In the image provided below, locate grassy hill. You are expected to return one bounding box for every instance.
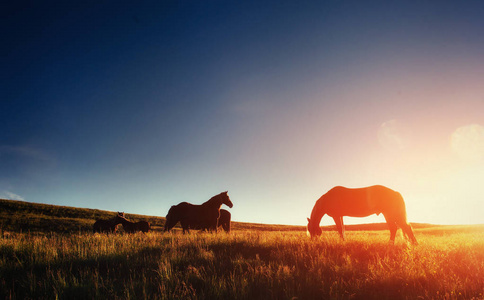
[0,199,164,233]
[1,198,444,234]
[0,199,308,233]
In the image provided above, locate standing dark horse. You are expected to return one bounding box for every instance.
[93,212,124,233]
[114,214,151,233]
[307,185,418,244]
[164,191,233,233]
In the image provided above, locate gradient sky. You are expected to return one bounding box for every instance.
[2,1,484,226]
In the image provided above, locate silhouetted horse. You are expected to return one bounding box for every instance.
[93,212,124,233]
[164,191,233,233]
[114,214,151,233]
[307,185,418,244]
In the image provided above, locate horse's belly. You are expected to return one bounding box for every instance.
[347,212,375,218]
[328,207,376,218]
[183,212,216,225]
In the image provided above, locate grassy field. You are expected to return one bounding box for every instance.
[1,199,483,299]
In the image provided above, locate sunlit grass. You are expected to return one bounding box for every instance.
[1,229,483,299]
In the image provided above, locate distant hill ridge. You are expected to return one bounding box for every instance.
[1,198,439,234]
[0,198,165,233]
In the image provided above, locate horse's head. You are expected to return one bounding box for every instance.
[307,217,322,238]
[164,205,179,231]
[114,214,125,225]
[221,191,233,208]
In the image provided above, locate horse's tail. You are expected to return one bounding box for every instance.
[396,192,409,221]
[395,192,418,245]
[145,222,151,233]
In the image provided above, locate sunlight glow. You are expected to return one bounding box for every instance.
[451,124,484,161]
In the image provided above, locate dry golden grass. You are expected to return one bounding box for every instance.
[1,227,483,299]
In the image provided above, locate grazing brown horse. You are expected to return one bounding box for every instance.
[164,191,233,233]
[307,185,418,244]
[114,214,151,233]
[93,212,124,233]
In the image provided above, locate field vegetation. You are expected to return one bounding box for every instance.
[1,199,483,299]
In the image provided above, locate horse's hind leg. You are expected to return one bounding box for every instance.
[398,221,418,245]
[383,215,398,244]
[392,212,418,245]
[223,222,230,233]
[332,216,345,240]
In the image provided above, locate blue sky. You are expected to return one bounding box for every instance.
[2,1,484,225]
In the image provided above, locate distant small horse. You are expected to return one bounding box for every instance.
[164,191,233,233]
[93,212,124,233]
[307,185,418,244]
[115,214,151,233]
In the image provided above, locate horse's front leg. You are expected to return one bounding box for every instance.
[383,214,398,244]
[333,216,345,240]
[208,219,218,232]
[180,220,190,234]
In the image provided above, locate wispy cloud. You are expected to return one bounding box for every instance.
[378,119,411,151]
[0,145,51,162]
[0,191,25,201]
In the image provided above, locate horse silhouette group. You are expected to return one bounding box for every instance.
[93,212,151,233]
[93,186,418,244]
[93,191,233,234]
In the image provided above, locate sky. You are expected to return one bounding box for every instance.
[2,1,484,226]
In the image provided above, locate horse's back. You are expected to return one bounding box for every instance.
[139,221,151,233]
[93,219,116,233]
[176,202,195,209]
[326,185,400,201]
[322,185,403,217]
[365,185,405,211]
[166,202,194,220]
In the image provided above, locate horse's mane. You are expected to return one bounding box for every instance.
[201,192,225,208]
